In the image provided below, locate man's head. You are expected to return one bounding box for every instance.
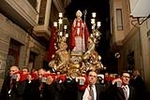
[38,68,46,80]
[87,70,98,85]
[133,70,140,77]
[121,71,130,85]
[9,66,19,76]
[22,67,29,74]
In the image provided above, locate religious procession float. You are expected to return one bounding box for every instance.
[48,10,104,79]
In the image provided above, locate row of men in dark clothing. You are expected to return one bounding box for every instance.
[0,65,147,100]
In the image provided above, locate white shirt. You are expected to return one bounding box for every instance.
[122,85,130,100]
[82,85,96,100]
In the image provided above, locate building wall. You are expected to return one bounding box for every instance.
[112,0,125,44]
[122,0,132,35]
[122,18,150,97]
[140,18,150,94]
[0,13,46,89]
[110,0,150,95]
[122,27,142,71]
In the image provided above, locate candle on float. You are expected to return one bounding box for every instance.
[59,32,63,36]
[59,12,63,18]
[58,19,62,24]
[53,22,57,27]
[97,21,101,27]
[91,19,95,24]
[90,34,93,38]
[92,12,96,18]
[64,25,67,29]
[65,34,68,38]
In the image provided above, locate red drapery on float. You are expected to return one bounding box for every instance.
[46,25,57,61]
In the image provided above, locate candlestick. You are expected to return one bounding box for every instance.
[53,22,57,27]
[97,21,101,27]
[59,12,63,18]
[91,19,95,24]
[64,25,67,29]
[92,12,96,18]
[58,19,62,24]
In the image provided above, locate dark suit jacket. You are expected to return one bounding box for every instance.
[0,75,26,100]
[104,83,136,100]
[23,79,65,100]
[80,83,105,100]
[130,76,146,100]
[95,83,105,100]
[62,78,78,100]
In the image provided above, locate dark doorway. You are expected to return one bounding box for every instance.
[6,39,22,71]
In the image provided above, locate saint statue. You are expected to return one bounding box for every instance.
[69,10,89,55]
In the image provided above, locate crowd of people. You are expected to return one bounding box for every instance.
[0,65,147,100]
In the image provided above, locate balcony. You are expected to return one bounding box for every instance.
[0,0,72,42]
[33,0,51,41]
[33,0,71,41]
[0,0,38,31]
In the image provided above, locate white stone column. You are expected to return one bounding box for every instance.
[44,0,52,28]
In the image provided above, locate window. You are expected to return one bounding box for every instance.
[116,9,123,30]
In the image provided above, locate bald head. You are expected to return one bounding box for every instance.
[9,66,19,76]
[88,70,98,85]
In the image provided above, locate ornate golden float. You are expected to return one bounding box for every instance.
[48,10,103,78]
